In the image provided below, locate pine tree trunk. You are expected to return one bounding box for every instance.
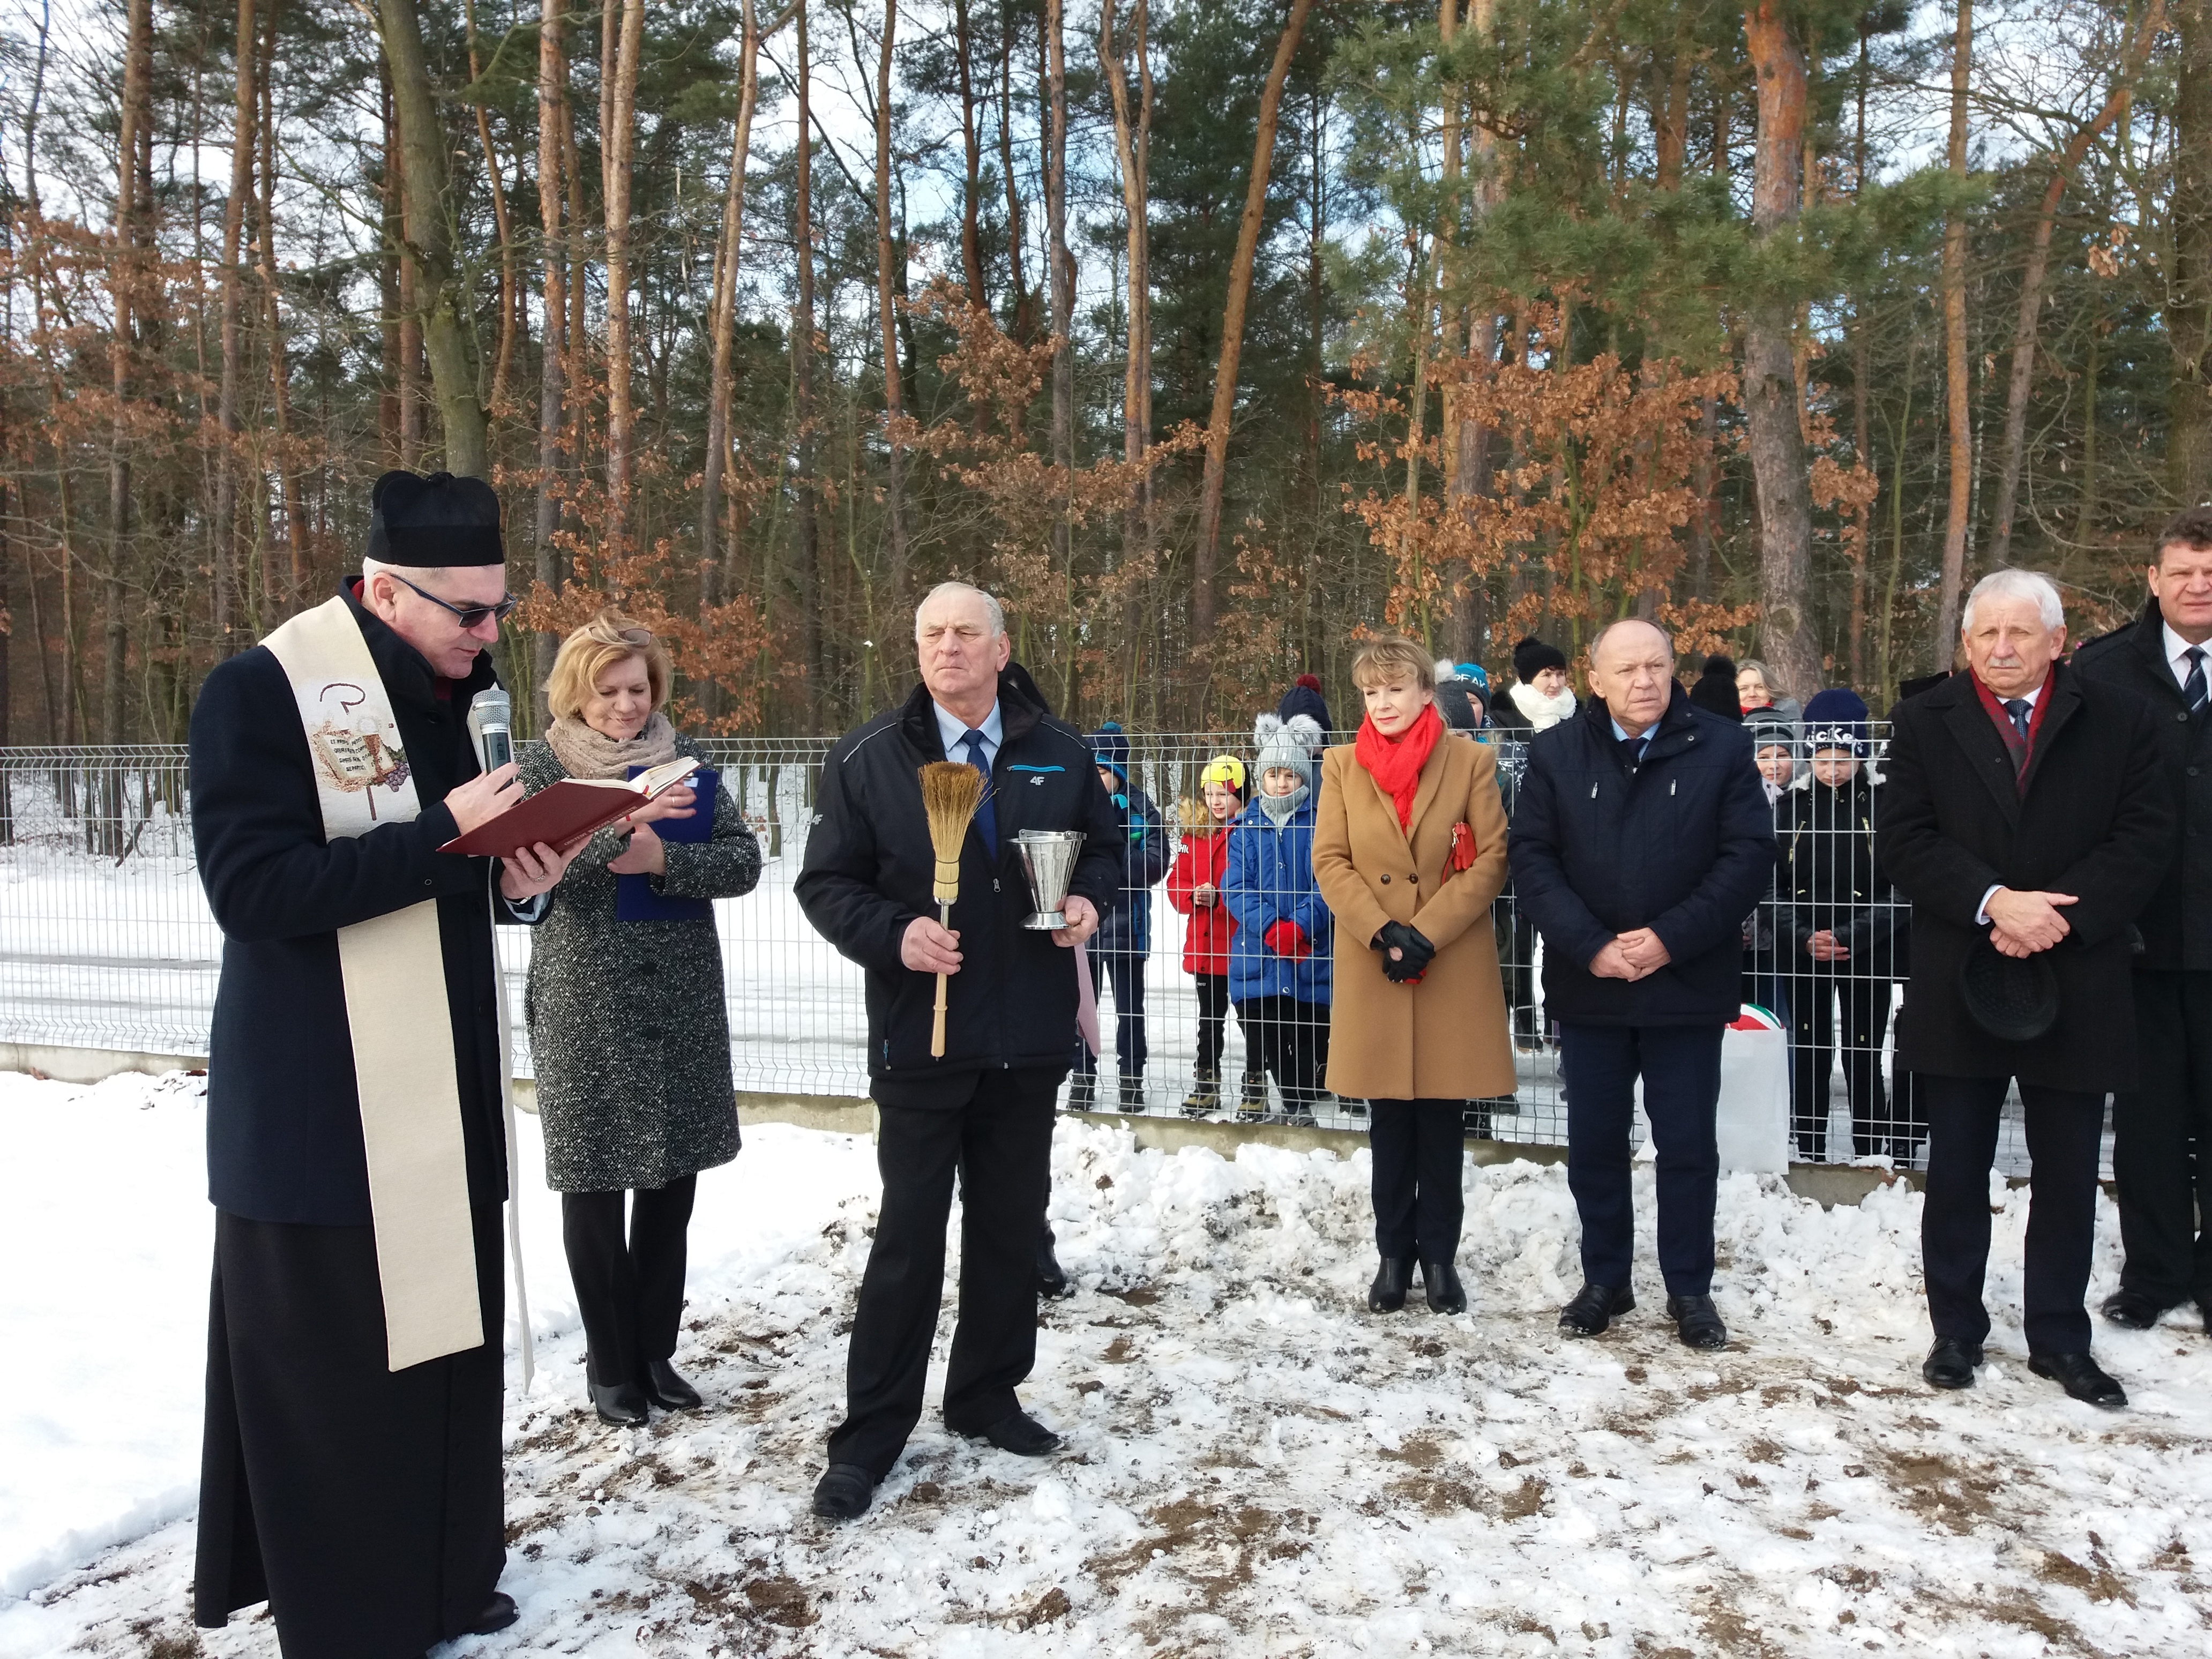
[104,0,152,734]
[792,0,823,728]
[1044,0,1073,689]
[1101,0,1152,589]
[703,0,764,596]
[376,0,490,477]
[1192,0,1317,645]
[1933,0,1975,660]
[2175,0,2212,505]
[955,0,987,312]
[533,0,569,719]
[601,0,644,552]
[875,0,909,614]
[998,2,1035,350]
[1740,0,1819,701]
[258,0,308,614]
[464,0,519,422]
[214,0,256,653]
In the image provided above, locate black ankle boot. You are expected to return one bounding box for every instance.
[1421,1260,1466,1314]
[1367,1256,1414,1313]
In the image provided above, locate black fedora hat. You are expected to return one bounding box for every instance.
[1960,936,2060,1043]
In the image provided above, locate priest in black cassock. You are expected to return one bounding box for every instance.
[189,472,587,1656]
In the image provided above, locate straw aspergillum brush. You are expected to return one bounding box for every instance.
[918,761,987,1058]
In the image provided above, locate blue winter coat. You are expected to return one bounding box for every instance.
[1223,796,1333,1005]
[1507,684,1775,1026]
[1092,784,1170,958]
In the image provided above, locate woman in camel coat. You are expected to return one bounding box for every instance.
[1313,637,1514,1317]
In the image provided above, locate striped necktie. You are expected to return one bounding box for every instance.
[2185,646,2208,716]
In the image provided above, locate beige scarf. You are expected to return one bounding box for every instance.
[547,711,679,780]
[260,596,485,1372]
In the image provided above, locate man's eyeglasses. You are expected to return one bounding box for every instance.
[383,571,520,630]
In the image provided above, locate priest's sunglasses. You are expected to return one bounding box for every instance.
[384,571,521,630]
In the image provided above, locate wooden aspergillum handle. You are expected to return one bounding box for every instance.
[931,972,950,1057]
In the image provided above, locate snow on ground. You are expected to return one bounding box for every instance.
[6,1069,2211,1658]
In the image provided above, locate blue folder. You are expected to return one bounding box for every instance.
[615,765,718,923]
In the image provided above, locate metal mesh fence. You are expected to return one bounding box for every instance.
[0,728,2081,1174]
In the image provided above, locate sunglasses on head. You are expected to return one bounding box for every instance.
[383,571,520,630]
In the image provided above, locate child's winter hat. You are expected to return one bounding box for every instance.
[1199,754,1247,795]
[1744,708,1799,753]
[1802,688,1870,754]
[1691,655,1744,722]
[1090,720,1131,784]
[1278,674,1333,736]
[1252,712,1324,787]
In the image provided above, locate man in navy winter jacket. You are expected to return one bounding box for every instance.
[1508,619,1776,1350]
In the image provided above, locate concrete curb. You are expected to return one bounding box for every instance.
[6,1047,1989,1210]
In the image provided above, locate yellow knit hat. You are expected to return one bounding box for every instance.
[1199,754,1247,791]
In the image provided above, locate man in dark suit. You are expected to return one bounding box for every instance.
[797,582,1123,1521]
[1509,619,1776,1351]
[2074,508,2212,1336]
[1881,569,2173,1407]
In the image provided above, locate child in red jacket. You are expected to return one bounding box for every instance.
[1168,755,1258,1116]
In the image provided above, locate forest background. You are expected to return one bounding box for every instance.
[0,0,2198,739]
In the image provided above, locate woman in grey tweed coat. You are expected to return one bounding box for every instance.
[522,610,762,1426]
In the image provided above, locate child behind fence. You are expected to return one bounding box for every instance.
[1168,756,1261,1116]
[1223,713,1332,1123]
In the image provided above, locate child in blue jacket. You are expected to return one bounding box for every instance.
[1224,712,1332,1122]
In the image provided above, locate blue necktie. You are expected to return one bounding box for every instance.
[2003,698,2032,743]
[960,729,997,856]
[2185,646,2207,716]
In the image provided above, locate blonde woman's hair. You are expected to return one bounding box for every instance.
[545,609,672,721]
[1348,637,1436,692]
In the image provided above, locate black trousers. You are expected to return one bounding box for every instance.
[1369,1098,1466,1262]
[1240,995,1330,1110]
[2113,970,2212,1308]
[195,1203,505,1658]
[829,1067,1059,1481]
[562,1175,697,1387]
[1073,945,1147,1078]
[1559,1022,1723,1297]
[1922,1075,2104,1356]
[1192,972,1251,1074]
[1789,964,1893,1162]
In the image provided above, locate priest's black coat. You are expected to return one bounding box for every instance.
[1876,661,2175,1092]
[189,581,525,1223]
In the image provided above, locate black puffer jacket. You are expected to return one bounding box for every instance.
[797,673,1124,1089]
[1507,684,1777,1025]
[1778,772,1909,978]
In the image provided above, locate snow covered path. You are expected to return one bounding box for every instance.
[5,1071,2212,1657]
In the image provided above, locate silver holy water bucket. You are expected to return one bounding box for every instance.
[1014,829,1085,930]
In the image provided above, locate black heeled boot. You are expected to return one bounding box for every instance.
[1367,1256,1415,1313]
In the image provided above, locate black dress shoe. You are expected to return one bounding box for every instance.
[1421,1260,1467,1315]
[811,1462,877,1521]
[2029,1351,2127,1410]
[1665,1294,1728,1350]
[639,1357,701,1411]
[1922,1336,1984,1390]
[588,1376,651,1427]
[963,1410,1062,1456]
[1037,1235,1072,1299]
[1367,1256,1414,1313]
[1558,1282,1634,1337]
[464,1591,518,1636]
[2099,1289,2168,1331]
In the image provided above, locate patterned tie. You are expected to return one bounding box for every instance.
[2002,698,2033,744]
[960,729,997,856]
[2185,646,2208,716]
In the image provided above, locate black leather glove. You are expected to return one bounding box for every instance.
[1373,921,1436,983]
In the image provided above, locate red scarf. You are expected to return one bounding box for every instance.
[1354,701,1444,831]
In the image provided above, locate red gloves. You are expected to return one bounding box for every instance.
[1448,821,1478,873]
[1264,921,1311,961]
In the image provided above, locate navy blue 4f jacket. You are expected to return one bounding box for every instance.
[1507,684,1776,1026]
[795,674,1124,1094]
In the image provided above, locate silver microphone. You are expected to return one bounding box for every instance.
[466,686,513,773]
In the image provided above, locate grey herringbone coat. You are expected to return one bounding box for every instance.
[519,735,763,1192]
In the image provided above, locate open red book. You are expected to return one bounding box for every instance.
[437,756,700,857]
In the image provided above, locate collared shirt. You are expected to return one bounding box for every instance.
[2165,621,2210,692]
[1975,674,2049,925]
[934,698,1004,774]
[1608,713,1653,760]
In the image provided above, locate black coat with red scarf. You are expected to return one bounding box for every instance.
[1876,661,2174,1091]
